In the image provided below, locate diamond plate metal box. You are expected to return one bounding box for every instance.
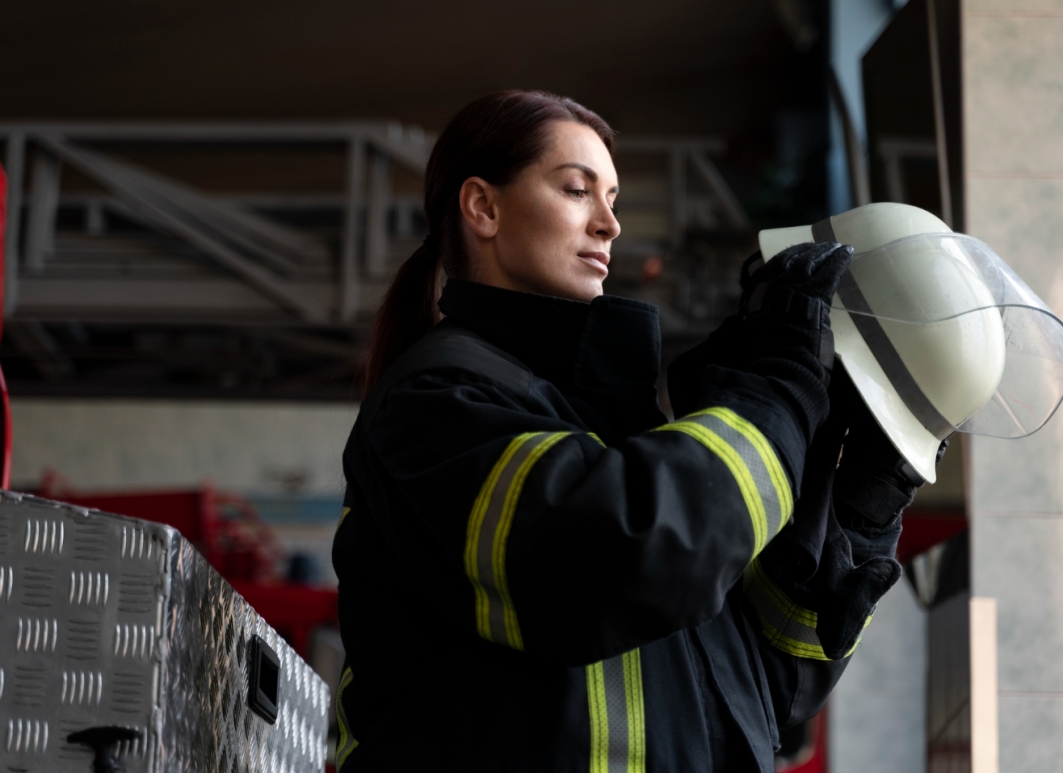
[0,491,329,772]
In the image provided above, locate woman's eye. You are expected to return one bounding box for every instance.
[567,189,589,201]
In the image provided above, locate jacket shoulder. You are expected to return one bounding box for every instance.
[359,321,534,429]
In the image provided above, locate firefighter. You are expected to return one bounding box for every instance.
[332,89,934,771]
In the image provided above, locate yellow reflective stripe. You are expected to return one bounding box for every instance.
[586,649,646,773]
[466,434,528,644]
[750,556,817,628]
[465,431,572,649]
[495,431,569,649]
[336,506,351,534]
[693,406,793,532]
[657,421,769,553]
[623,649,646,773]
[335,667,358,768]
[743,557,871,661]
[587,660,609,773]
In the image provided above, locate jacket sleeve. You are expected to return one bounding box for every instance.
[349,365,808,667]
[738,496,903,729]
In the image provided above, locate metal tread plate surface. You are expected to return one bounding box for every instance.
[0,491,328,772]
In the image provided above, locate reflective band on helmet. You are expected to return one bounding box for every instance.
[464,432,571,650]
[335,667,359,769]
[742,557,867,660]
[587,649,646,773]
[657,407,793,555]
[812,215,836,244]
[836,271,955,440]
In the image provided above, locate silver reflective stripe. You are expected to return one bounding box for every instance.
[743,557,867,661]
[836,271,955,440]
[587,649,646,773]
[465,432,570,650]
[818,212,954,440]
[686,410,789,539]
[812,215,836,243]
[657,407,793,555]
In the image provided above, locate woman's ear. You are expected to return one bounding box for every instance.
[459,177,500,239]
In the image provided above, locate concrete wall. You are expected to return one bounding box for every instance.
[963,0,1063,769]
[829,579,928,773]
[9,398,356,497]
[8,397,358,585]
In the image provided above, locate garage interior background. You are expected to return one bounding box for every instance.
[6,0,1057,770]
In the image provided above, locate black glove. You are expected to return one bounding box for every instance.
[809,368,949,659]
[831,367,950,534]
[758,403,847,585]
[810,507,903,659]
[669,241,854,444]
[736,241,853,377]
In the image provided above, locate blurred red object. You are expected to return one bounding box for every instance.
[39,474,286,584]
[641,254,664,284]
[37,477,338,658]
[231,581,338,658]
[897,507,967,564]
[777,709,827,773]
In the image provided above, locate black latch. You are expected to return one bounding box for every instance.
[248,634,280,724]
[67,726,142,773]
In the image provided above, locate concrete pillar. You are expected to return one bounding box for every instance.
[828,579,928,773]
[963,2,1063,770]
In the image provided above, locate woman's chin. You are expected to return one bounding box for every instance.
[564,279,604,303]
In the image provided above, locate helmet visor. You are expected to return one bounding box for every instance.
[830,232,1063,439]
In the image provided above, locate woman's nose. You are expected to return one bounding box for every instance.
[593,201,621,241]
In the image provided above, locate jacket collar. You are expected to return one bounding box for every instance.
[438,279,665,439]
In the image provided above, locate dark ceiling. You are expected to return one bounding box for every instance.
[1,0,830,400]
[4,0,822,140]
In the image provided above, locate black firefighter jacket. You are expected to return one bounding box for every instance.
[333,278,896,772]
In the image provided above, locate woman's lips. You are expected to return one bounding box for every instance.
[578,252,610,274]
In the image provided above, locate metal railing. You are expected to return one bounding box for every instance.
[0,123,746,330]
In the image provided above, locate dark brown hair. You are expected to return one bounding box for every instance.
[362,89,615,394]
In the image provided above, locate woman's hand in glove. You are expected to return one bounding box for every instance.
[669,241,855,446]
[832,366,950,534]
[810,369,950,660]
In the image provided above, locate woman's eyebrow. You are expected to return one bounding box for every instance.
[554,162,598,181]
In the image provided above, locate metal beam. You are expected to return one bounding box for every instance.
[338,137,366,323]
[40,137,328,323]
[251,329,358,359]
[25,150,61,274]
[5,321,74,379]
[828,66,871,209]
[15,276,384,325]
[365,150,390,278]
[3,132,25,316]
[67,148,325,271]
[0,121,435,175]
[688,149,752,231]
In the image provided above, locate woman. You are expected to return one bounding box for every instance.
[333,90,925,771]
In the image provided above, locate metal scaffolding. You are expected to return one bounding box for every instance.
[0,122,750,397]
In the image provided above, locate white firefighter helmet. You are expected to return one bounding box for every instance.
[758,202,1063,483]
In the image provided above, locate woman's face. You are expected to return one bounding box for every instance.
[461,121,621,302]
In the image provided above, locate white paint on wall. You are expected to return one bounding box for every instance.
[8,398,358,497]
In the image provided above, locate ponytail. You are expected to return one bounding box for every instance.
[359,89,614,398]
[362,237,442,395]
